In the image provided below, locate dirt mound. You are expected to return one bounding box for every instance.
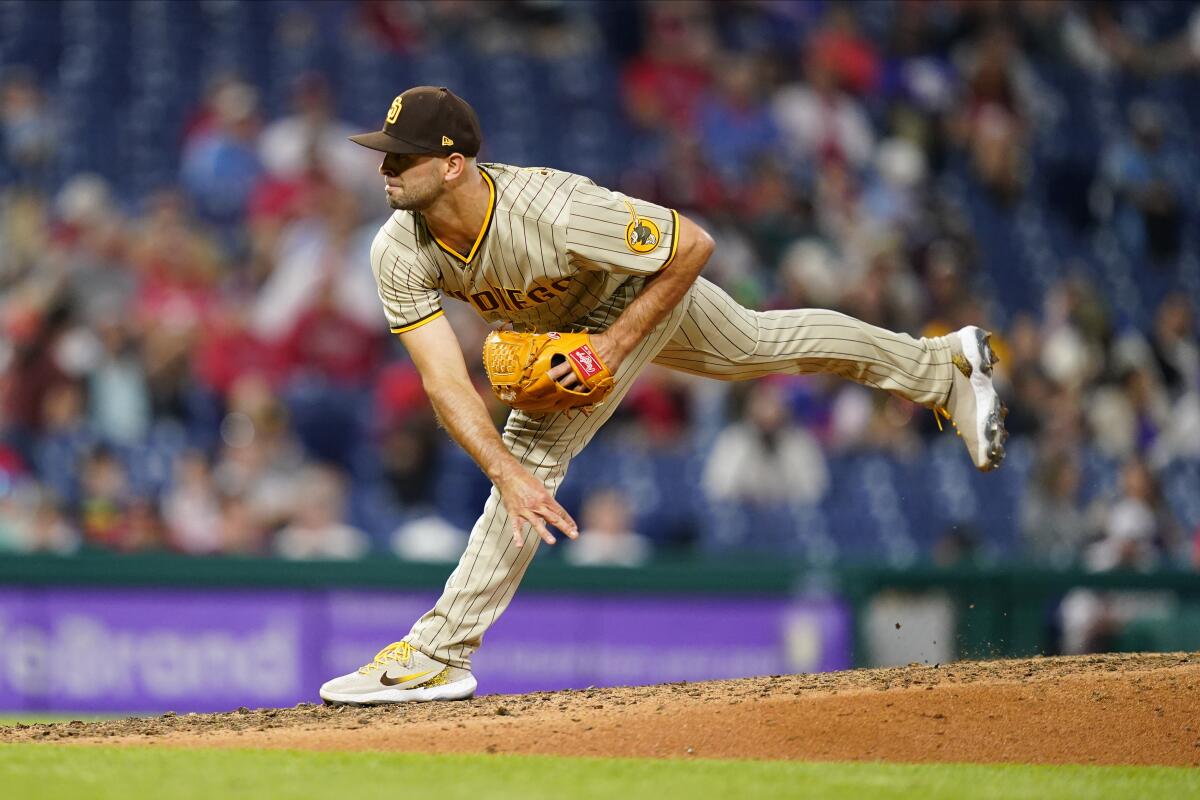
[4,652,1198,765]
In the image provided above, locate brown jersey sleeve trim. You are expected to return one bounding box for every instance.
[390,308,445,335]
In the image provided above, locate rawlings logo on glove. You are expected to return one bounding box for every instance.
[482,330,614,415]
[568,344,602,378]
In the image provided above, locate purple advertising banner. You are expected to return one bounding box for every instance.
[0,587,849,714]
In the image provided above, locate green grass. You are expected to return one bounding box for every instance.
[0,745,1195,800]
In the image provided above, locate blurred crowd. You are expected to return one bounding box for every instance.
[0,1,1197,573]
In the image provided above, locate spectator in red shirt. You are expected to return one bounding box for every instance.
[194,299,284,398]
[620,4,716,134]
[807,3,882,96]
[279,287,384,387]
[2,302,69,437]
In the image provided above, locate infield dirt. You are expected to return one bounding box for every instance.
[3,652,1197,765]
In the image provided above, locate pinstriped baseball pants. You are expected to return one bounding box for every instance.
[405,278,955,667]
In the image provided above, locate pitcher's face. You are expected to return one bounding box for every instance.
[379,153,444,211]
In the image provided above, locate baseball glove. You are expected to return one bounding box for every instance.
[482,330,614,415]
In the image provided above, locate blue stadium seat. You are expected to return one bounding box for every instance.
[281,382,372,469]
[432,439,493,532]
[346,480,404,545]
[1162,458,1200,533]
[820,454,919,566]
[33,430,97,505]
[1078,447,1121,505]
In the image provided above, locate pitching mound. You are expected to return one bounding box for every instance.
[4,653,1198,765]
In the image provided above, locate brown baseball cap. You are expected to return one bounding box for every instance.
[349,86,482,157]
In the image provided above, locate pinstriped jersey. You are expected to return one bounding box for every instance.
[369,162,679,335]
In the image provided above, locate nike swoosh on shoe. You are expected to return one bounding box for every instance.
[379,669,435,687]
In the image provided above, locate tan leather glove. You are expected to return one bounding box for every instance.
[482,330,615,415]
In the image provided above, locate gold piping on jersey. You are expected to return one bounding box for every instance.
[390,308,445,335]
[659,208,681,270]
[430,166,496,265]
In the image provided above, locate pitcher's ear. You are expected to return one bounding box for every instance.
[443,153,469,182]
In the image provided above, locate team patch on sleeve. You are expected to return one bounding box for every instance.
[625,216,661,254]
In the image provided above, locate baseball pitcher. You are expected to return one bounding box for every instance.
[319,87,1007,704]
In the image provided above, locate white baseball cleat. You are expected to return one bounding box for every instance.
[935,326,1008,472]
[319,641,477,705]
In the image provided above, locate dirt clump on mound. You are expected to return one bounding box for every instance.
[4,652,1198,765]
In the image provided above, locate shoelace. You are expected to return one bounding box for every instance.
[358,641,411,675]
[932,406,959,437]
